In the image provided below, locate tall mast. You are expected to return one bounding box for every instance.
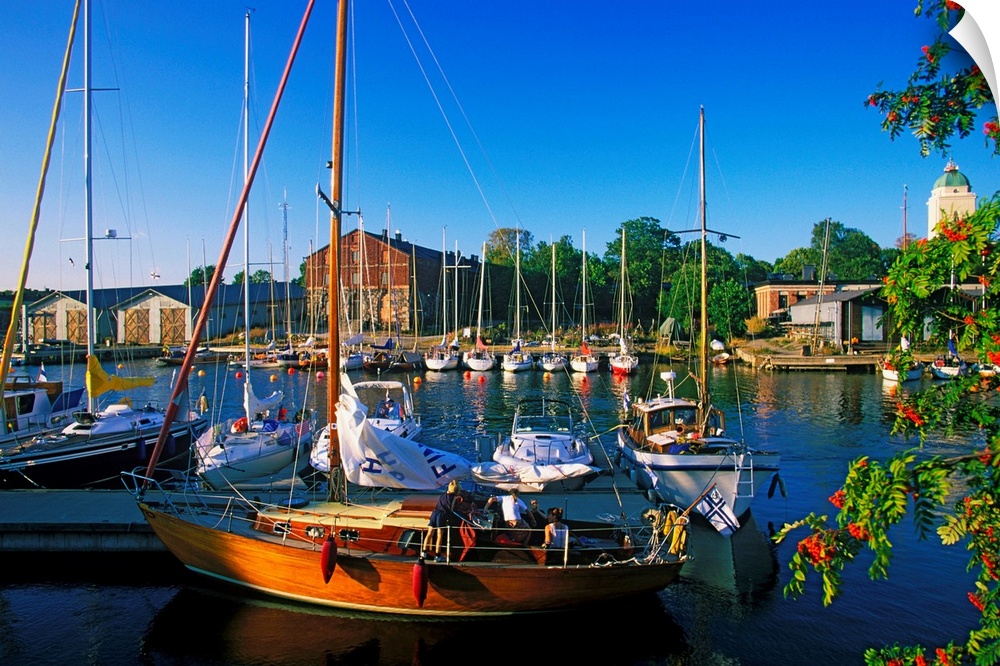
[514,229,521,342]
[619,228,626,345]
[84,0,95,411]
[476,242,486,342]
[326,0,348,500]
[550,241,557,352]
[440,228,447,344]
[242,10,252,392]
[453,240,460,346]
[581,229,587,343]
[699,106,709,405]
[280,189,291,348]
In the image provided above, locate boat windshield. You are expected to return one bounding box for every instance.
[514,414,572,433]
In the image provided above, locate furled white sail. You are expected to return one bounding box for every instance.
[318,389,469,489]
[243,379,283,420]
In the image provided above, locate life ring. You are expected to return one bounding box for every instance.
[231,416,249,433]
[675,423,686,435]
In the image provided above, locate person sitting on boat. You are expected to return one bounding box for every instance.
[375,399,399,419]
[527,499,547,545]
[422,479,464,562]
[542,508,576,550]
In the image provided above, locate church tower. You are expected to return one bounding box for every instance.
[926,159,976,239]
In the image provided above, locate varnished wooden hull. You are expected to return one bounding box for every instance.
[140,502,684,616]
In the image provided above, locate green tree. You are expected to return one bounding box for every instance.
[817,221,887,280]
[776,220,885,281]
[184,265,218,288]
[773,246,816,280]
[603,217,677,326]
[708,277,752,341]
[233,269,272,285]
[485,227,533,267]
[777,4,1000,663]
[524,235,579,332]
[659,238,739,338]
[735,253,773,285]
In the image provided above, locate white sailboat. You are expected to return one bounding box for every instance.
[569,230,599,373]
[608,228,639,375]
[1,0,207,489]
[195,12,314,489]
[463,242,495,371]
[502,230,534,372]
[424,228,460,371]
[537,242,567,372]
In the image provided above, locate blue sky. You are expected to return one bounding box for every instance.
[1,1,998,292]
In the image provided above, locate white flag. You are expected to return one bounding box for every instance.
[696,487,740,536]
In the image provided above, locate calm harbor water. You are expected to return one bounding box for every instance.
[0,357,984,665]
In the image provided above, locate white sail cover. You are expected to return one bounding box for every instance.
[326,391,470,489]
[470,461,599,488]
[244,378,284,419]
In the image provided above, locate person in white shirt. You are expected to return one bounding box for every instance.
[497,489,534,546]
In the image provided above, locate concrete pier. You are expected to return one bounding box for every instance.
[0,489,164,553]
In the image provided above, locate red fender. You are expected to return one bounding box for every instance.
[321,535,337,584]
[412,557,428,607]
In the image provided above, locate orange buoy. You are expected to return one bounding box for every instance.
[270,374,278,382]
[197,369,206,377]
[287,367,296,375]
[414,377,422,385]
[235,371,244,379]
[316,371,325,381]
[321,535,337,583]
[117,363,124,370]
[412,557,428,607]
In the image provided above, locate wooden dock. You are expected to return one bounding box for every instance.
[734,347,881,373]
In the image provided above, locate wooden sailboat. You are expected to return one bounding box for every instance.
[463,242,495,371]
[608,228,639,375]
[616,107,780,528]
[569,230,599,373]
[131,0,687,615]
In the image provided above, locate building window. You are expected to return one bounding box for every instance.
[778,293,789,309]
